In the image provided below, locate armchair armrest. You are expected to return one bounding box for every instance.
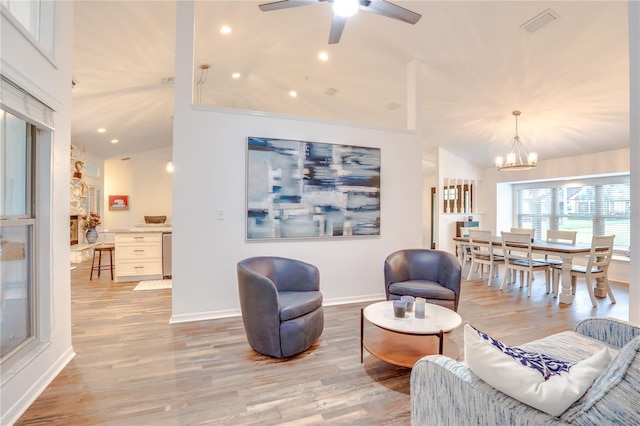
[574,316,640,349]
[436,251,462,292]
[411,356,567,426]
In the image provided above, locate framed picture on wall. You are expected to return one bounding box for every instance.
[246,136,381,240]
[108,195,129,211]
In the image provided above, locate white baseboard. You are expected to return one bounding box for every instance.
[168,294,386,324]
[2,347,76,426]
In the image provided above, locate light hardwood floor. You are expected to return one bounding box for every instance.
[16,262,629,425]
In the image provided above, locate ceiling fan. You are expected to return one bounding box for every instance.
[258,0,421,44]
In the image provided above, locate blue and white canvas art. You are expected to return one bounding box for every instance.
[246,137,381,239]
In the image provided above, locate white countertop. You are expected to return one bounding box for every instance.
[105,227,172,233]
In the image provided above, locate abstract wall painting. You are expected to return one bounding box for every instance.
[246,137,381,240]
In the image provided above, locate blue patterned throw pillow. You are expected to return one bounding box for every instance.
[470,324,575,380]
[464,323,611,417]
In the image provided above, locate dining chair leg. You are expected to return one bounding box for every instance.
[585,275,598,307]
[467,260,475,281]
[500,267,509,290]
[605,279,616,304]
[527,270,533,297]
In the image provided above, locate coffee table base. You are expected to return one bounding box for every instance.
[360,309,461,368]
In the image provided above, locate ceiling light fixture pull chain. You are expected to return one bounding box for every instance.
[195,64,210,104]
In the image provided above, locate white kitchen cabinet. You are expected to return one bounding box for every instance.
[114,233,163,282]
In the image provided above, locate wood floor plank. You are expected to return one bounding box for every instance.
[15,261,629,425]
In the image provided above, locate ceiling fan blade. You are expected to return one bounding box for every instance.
[328,13,348,44]
[363,0,421,24]
[259,0,319,12]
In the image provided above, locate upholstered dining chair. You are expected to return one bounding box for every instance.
[500,231,550,296]
[569,235,616,307]
[237,256,324,358]
[467,229,503,285]
[384,249,461,311]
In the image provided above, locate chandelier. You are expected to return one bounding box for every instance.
[495,111,538,171]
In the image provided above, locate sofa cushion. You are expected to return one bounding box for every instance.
[388,280,455,301]
[278,291,322,322]
[464,324,611,417]
[560,335,640,425]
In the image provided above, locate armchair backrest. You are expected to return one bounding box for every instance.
[384,249,461,309]
[271,257,320,292]
[562,335,640,423]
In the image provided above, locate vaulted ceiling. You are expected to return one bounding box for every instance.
[71,1,630,169]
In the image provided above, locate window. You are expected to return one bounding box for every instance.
[515,176,631,255]
[0,109,37,363]
[1,0,55,55]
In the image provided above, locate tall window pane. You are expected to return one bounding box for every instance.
[1,109,30,216]
[0,224,33,358]
[0,110,35,364]
[515,177,630,254]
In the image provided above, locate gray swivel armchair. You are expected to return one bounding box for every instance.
[384,249,462,311]
[237,256,324,358]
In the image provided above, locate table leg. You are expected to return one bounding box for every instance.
[558,257,575,304]
[360,308,364,363]
[438,330,444,354]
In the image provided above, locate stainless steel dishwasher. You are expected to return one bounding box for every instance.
[162,232,172,278]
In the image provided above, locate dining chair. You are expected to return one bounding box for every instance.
[499,231,550,296]
[510,227,535,240]
[467,229,503,285]
[542,230,578,296]
[569,235,616,307]
[509,227,536,283]
[460,226,479,269]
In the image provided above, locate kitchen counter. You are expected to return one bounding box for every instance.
[109,229,171,282]
[105,227,172,233]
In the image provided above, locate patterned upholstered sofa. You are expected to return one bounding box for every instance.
[411,317,640,425]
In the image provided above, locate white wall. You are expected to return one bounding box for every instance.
[629,0,640,323]
[171,1,422,322]
[483,148,630,235]
[0,3,75,424]
[104,146,173,230]
[436,148,484,254]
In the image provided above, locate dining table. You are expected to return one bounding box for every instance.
[453,236,595,305]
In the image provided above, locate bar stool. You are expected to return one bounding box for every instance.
[90,244,115,280]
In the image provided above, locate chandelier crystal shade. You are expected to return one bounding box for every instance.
[495,111,538,171]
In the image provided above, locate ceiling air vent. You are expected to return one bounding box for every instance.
[521,9,559,33]
[385,102,401,111]
[325,87,338,96]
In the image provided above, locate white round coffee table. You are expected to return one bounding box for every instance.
[360,300,462,368]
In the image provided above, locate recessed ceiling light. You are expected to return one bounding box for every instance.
[232,72,241,79]
[325,87,338,96]
[289,90,298,98]
[97,128,106,133]
[110,139,119,144]
[220,25,231,34]
[318,52,329,61]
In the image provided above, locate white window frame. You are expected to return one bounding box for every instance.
[513,174,631,255]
